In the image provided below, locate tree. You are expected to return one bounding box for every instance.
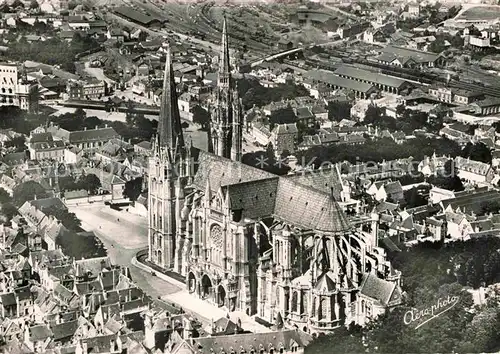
[450,33,464,48]
[306,325,365,354]
[29,0,39,9]
[0,188,16,222]
[480,200,500,215]
[4,136,26,152]
[447,5,462,19]
[458,306,500,353]
[236,77,310,110]
[82,116,102,130]
[403,187,428,208]
[461,142,492,163]
[13,181,49,206]
[429,37,447,54]
[327,101,352,122]
[191,105,210,130]
[77,174,101,195]
[123,177,143,201]
[428,159,464,192]
[55,229,106,259]
[59,176,79,192]
[296,137,462,170]
[363,105,383,124]
[11,0,24,8]
[396,104,406,117]
[44,205,81,232]
[269,106,296,128]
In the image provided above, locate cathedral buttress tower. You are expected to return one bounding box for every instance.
[211,17,243,161]
[231,83,243,162]
[148,47,186,270]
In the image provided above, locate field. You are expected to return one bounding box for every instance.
[458,5,500,20]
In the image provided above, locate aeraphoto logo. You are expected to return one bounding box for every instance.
[404,295,460,329]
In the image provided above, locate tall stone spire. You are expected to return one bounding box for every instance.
[148,46,188,271]
[218,16,230,88]
[210,16,237,159]
[158,47,184,154]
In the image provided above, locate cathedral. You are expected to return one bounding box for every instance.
[147,18,402,334]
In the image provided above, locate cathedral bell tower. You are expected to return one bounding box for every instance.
[148,47,187,270]
[210,17,243,162]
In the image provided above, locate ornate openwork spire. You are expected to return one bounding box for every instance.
[218,16,231,88]
[158,46,184,153]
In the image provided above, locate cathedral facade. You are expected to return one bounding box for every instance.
[148,19,402,334]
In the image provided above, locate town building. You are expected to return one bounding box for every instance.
[269,123,298,156]
[338,22,370,39]
[49,126,120,151]
[334,65,413,95]
[305,69,380,99]
[147,19,402,335]
[470,97,500,116]
[66,79,107,100]
[428,86,483,105]
[376,46,446,68]
[454,156,494,185]
[28,140,65,162]
[0,63,39,112]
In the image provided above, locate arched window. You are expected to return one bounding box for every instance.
[312,297,316,317]
[321,298,328,320]
[291,291,298,313]
[301,292,307,315]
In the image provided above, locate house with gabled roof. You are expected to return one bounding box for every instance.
[372,180,404,203]
[356,273,402,326]
[24,324,53,353]
[445,211,474,241]
[454,156,494,185]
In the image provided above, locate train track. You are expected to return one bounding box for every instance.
[305,53,500,98]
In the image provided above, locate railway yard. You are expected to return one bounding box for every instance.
[86,0,500,100]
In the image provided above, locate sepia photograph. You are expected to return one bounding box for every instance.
[0,0,498,352]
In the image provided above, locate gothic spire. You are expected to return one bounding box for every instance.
[158,46,184,152]
[218,16,231,87]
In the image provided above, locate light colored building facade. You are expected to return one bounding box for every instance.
[0,63,39,112]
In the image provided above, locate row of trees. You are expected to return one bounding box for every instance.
[5,32,100,73]
[59,174,101,195]
[236,77,310,110]
[364,105,445,134]
[295,137,463,168]
[48,108,158,144]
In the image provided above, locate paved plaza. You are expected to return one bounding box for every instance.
[69,202,269,331]
[69,203,181,298]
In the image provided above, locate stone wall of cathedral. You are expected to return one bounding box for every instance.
[180,193,258,315]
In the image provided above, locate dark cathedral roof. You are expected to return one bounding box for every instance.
[192,150,275,191]
[191,150,350,234]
